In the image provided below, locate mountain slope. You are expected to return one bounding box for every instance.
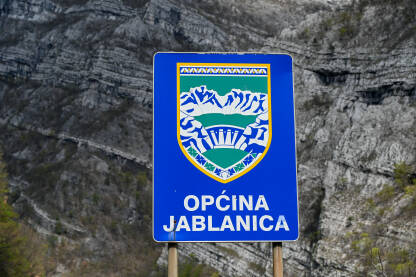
[0,0,415,276]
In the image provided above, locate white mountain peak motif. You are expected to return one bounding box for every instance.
[180,86,268,116]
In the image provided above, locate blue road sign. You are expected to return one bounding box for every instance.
[153,53,298,242]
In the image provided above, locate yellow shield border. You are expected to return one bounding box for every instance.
[177,63,272,183]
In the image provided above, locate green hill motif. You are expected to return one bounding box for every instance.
[193,113,257,129]
[202,148,248,168]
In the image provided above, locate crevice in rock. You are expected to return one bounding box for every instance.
[313,69,351,86]
[335,160,393,179]
[307,187,325,244]
[0,0,11,17]
[357,82,416,105]
[304,186,326,276]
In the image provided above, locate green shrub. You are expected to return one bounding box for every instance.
[179,256,218,277]
[367,163,416,210]
[348,231,416,276]
[376,185,395,201]
[54,220,64,235]
[92,193,100,205]
[405,184,416,196]
[248,262,266,275]
[394,162,415,189]
[137,171,148,186]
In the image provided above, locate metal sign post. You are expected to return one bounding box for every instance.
[168,243,178,277]
[273,242,283,277]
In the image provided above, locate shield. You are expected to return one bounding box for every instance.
[177,63,272,183]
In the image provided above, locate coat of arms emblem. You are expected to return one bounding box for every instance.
[177,63,272,183]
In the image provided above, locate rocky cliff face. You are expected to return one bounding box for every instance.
[0,0,415,276]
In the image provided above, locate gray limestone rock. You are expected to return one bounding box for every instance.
[0,0,415,276]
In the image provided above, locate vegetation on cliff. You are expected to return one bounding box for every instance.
[0,151,49,276]
[346,162,416,276]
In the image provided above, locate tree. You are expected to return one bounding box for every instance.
[0,151,47,277]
